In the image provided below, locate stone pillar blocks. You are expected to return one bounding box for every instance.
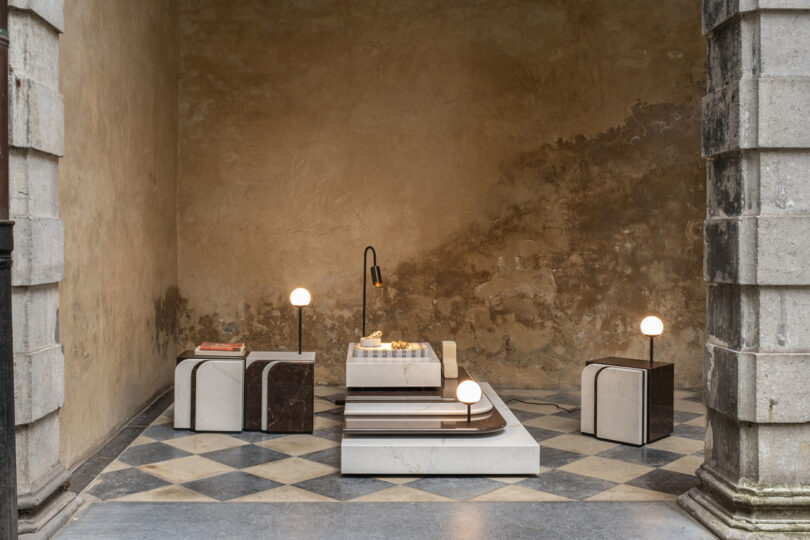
[681,0,810,536]
[7,1,76,538]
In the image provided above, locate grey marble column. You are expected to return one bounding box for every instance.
[680,0,810,536]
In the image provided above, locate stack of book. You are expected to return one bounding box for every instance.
[194,342,247,357]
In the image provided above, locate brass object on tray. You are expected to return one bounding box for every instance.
[391,340,409,349]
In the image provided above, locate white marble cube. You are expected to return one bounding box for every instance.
[175,357,244,432]
[346,342,442,388]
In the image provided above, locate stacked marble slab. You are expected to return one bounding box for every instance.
[340,342,540,475]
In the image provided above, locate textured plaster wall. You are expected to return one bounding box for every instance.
[58,0,179,468]
[178,0,707,387]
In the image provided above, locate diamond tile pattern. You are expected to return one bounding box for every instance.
[81,388,706,504]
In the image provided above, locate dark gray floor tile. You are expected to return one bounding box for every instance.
[202,444,288,469]
[228,431,290,443]
[301,446,341,468]
[543,392,581,406]
[627,469,700,496]
[118,442,191,467]
[596,446,682,467]
[692,449,704,457]
[406,476,503,500]
[312,425,342,442]
[554,409,581,419]
[183,471,282,501]
[518,470,616,500]
[69,426,144,493]
[539,447,586,468]
[140,422,195,441]
[87,468,170,501]
[673,424,706,441]
[508,407,543,422]
[526,426,562,442]
[673,411,701,423]
[294,475,392,501]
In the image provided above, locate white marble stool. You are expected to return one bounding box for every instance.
[174,351,244,432]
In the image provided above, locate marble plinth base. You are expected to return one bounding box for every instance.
[341,383,539,475]
[346,343,441,388]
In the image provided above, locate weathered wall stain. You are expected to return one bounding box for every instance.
[178,0,706,387]
[154,286,179,355]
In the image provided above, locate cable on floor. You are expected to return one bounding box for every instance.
[504,398,580,414]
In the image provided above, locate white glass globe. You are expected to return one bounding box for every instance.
[456,380,482,404]
[640,315,664,336]
[289,287,312,307]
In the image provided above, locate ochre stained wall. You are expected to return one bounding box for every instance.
[178,0,707,388]
[59,0,179,468]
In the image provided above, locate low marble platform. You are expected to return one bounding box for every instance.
[341,383,540,475]
[346,342,441,388]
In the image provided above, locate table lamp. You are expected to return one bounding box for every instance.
[290,287,311,354]
[640,315,664,366]
[362,246,383,337]
[456,380,482,423]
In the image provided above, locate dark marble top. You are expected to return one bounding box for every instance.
[342,407,507,435]
[345,367,474,402]
[585,357,673,371]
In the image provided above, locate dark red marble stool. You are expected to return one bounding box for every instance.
[244,351,315,433]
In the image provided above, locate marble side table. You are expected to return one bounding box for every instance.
[244,351,315,433]
[580,357,674,445]
[174,351,245,432]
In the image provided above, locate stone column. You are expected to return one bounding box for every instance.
[680,0,810,536]
[7,1,79,538]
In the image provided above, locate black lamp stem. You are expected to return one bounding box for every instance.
[649,336,654,367]
[362,246,377,337]
[298,306,302,355]
[467,403,471,423]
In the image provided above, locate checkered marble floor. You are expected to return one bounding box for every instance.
[81,387,705,504]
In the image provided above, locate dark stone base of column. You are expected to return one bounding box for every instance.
[17,464,83,539]
[679,465,810,538]
[18,491,83,540]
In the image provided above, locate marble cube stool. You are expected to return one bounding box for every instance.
[174,351,245,432]
[244,351,315,433]
[581,357,673,445]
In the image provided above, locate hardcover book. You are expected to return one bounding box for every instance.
[194,342,246,357]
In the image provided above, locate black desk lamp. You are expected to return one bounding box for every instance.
[362,246,383,337]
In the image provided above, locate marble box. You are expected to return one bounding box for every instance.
[581,357,674,445]
[341,383,540,475]
[346,342,442,388]
[174,352,245,432]
[244,351,315,433]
